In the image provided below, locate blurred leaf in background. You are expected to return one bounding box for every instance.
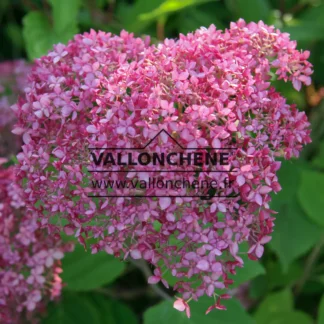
[23,0,81,59]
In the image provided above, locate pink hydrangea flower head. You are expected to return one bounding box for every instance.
[13,22,312,313]
[0,162,72,323]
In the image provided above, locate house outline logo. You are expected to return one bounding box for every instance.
[87,129,239,199]
[88,129,235,151]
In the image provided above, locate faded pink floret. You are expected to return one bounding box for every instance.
[0,162,72,323]
[13,21,312,314]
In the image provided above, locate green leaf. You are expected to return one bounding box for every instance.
[319,294,324,324]
[139,0,216,23]
[312,141,324,169]
[265,261,303,290]
[22,0,81,59]
[270,161,322,271]
[266,311,313,324]
[117,0,164,32]
[177,6,225,35]
[282,24,324,42]
[282,4,324,41]
[254,290,294,324]
[224,0,271,22]
[298,170,324,227]
[249,275,268,299]
[43,292,138,324]
[61,245,126,291]
[23,12,54,60]
[270,198,322,271]
[250,261,303,299]
[90,293,138,324]
[144,297,254,324]
[48,0,80,36]
[43,292,101,324]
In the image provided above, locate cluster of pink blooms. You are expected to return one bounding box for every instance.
[0,60,31,157]
[0,160,72,323]
[13,20,312,315]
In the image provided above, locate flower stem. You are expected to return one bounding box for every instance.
[131,260,172,300]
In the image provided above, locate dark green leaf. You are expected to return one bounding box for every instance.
[270,161,322,271]
[89,293,138,324]
[22,0,80,59]
[177,7,225,35]
[319,294,324,324]
[250,275,268,299]
[265,261,303,291]
[282,4,324,41]
[266,311,313,324]
[254,290,294,324]
[225,0,271,22]
[62,245,126,291]
[270,198,322,271]
[43,292,138,324]
[298,170,324,227]
[312,141,324,169]
[43,292,101,324]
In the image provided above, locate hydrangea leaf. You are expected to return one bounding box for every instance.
[144,297,254,324]
[48,0,80,36]
[319,294,324,324]
[264,311,313,324]
[298,170,324,227]
[139,0,216,22]
[43,292,138,324]
[22,12,55,60]
[270,161,322,271]
[224,0,271,22]
[254,289,294,324]
[61,245,126,291]
[265,261,303,290]
[22,0,80,60]
[87,293,138,324]
[311,141,324,169]
[270,198,322,271]
[43,292,101,324]
[283,24,324,42]
[177,6,225,35]
[116,0,164,32]
[282,5,324,42]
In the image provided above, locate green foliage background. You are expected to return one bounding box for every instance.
[1,0,324,323]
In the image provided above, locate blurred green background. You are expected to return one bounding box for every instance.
[1,0,324,323]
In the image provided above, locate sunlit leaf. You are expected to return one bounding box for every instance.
[139,0,216,23]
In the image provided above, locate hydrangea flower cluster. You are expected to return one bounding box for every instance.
[0,160,72,323]
[0,60,31,157]
[13,20,312,315]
